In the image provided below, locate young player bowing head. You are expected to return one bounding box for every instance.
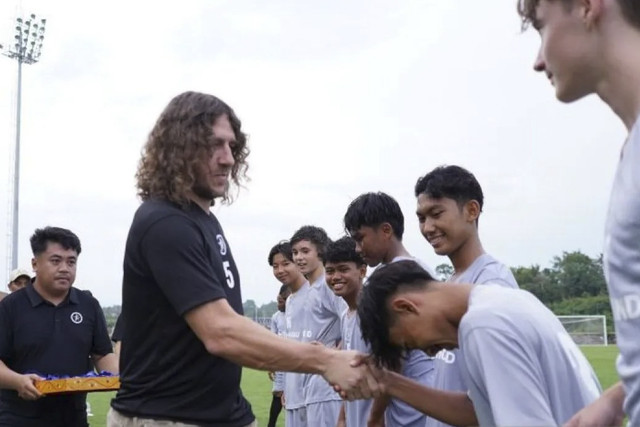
[358,260,602,427]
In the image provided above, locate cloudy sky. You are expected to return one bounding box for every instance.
[0,0,626,307]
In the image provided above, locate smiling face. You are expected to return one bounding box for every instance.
[291,240,323,277]
[325,261,366,299]
[32,242,77,299]
[271,253,301,287]
[531,0,601,102]
[416,194,478,257]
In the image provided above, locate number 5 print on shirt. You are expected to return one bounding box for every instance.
[223,260,235,289]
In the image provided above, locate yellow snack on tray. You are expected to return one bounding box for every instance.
[35,375,120,394]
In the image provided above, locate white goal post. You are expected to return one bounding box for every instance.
[557,315,608,346]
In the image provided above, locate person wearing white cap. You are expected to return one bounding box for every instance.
[7,268,31,293]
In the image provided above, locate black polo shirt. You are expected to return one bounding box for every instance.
[0,285,113,426]
[112,199,254,427]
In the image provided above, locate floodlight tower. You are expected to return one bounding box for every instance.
[0,14,46,270]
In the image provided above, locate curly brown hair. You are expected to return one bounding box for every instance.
[136,91,249,206]
[517,0,640,30]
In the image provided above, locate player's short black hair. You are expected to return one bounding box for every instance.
[414,165,484,211]
[30,226,82,256]
[323,236,366,267]
[278,284,290,296]
[343,192,405,239]
[290,226,331,262]
[268,241,293,266]
[358,260,435,370]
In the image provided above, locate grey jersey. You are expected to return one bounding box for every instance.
[392,255,437,279]
[283,282,310,410]
[388,256,435,426]
[270,311,286,392]
[303,274,348,406]
[458,285,601,426]
[605,118,640,424]
[428,253,518,427]
[341,309,373,427]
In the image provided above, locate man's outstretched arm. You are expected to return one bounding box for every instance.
[185,298,381,400]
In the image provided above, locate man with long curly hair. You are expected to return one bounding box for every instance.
[108,92,381,427]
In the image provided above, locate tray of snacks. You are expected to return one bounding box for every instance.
[34,371,120,395]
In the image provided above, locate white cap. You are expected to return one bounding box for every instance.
[9,268,31,283]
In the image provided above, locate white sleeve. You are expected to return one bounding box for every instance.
[462,326,555,426]
[270,313,279,334]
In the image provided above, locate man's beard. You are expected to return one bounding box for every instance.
[192,180,217,202]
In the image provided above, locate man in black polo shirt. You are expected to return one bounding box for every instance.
[109,91,381,427]
[0,226,118,426]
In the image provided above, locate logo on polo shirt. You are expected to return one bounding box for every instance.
[70,312,83,324]
[216,234,227,256]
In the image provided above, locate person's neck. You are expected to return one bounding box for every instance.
[187,193,213,213]
[383,240,410,264]
[33,280,69,306]
[448,235,484,275]
[344,290,360,311]
[289,274,307,293]
[437,283,473,329]
[596,27,640,131]
[307,266,324,285]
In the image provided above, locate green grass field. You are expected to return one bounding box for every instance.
[88,345,620,427]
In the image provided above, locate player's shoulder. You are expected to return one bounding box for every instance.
[72,288,102,306]
[132,199,197,230]
[474,254,518,288]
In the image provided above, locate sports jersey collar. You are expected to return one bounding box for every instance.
[26,284,79,307]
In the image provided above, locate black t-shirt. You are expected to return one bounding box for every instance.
[0,285,113,426]
[111,315,123,343]
[111,200,254,426]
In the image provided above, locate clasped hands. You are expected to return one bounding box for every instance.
[322,350,387,401]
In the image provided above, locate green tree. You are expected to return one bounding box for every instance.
[243,299,258,319]
[511,265,559,304]
[261,301,278,317]
[551,251,607,298]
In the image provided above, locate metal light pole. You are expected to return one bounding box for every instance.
[1,14,46,270]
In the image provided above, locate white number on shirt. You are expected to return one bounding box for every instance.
[223,260,235,289]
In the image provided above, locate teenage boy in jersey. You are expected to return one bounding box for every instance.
[267,284,290,427]
[358,260,602,426]
[414,165,518,427]
[344,192,435,427]
[291,225,346,427]
[0,226,118,427]
[517,1,640,424]
[109,92,381,427]
[268,240,311,427]
[325,237,372,427]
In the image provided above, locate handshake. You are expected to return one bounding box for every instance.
[321,349,388,401]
